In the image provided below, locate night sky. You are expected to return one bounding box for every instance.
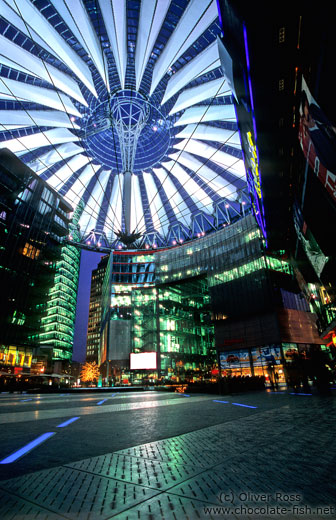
[72,250,104,362]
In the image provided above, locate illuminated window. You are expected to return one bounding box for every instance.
[20,242,40,260]
[279,27,285,43]
[11,310,26,325]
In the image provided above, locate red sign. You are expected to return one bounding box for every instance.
[220,339,244,346]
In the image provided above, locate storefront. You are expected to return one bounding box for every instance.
[218,343,323,386]
[0,345,32,369]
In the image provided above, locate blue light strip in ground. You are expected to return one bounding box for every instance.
[0,432,56,464]
[57,417,80,428]
[20,398,33,402]
[232,403,257,409]
[97,399,107,405]
[290,393,312,396]
[213,400,229,404]
[110,393,117,397]
[182,394,190,397]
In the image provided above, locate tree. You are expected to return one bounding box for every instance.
[80,362,100,383]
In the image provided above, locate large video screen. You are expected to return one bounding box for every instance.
[130,352,157,370]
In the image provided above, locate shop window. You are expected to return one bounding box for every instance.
[24,355,32,367]
[219,350,251,377]
[252,345,286,384]
[282,343,298,361]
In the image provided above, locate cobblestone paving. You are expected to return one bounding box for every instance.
[0,393,335,519]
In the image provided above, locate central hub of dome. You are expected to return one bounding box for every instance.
[85,89,172,173]
[110,91,149,172]
[111,90,149,128]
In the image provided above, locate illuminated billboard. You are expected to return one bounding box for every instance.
[219,350,250,370]
[218,27,267,243]
[245,130,267,240]
[299,77,336,203]
[130,352,157,370]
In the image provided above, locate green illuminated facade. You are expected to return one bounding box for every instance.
[38,207,81,361]
[98,214,325,384]
[100,251,215,383]
[132,287,157,359]
[99,252,156,383]
[132,279,215,382]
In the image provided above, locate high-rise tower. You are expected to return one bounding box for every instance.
[86,255,109,364]
[38,204,82,363]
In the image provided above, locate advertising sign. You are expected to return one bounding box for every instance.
[299,77,336,202]
[218,28,267,243]
[245,130,267,240]
[251,345,281,367]
[219,350,250,370]
[293,202,329,277]
[130,352,157,370]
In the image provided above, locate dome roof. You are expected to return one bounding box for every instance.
[0,0,249,247]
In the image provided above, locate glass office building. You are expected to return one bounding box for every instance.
[0,149,72,371]
[99,251,156,383]
[38,206,82,361]
[97,214,325,383]
[86,255,109,364]
[100,250,214,384]
[132,278,214,382]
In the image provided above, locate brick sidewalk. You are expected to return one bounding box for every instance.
[0,393,335,519]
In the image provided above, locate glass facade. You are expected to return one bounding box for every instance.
[100,250,215,384]
[132,278,215,383]
[86,255,109,364]
[0,149,71,367]
[156,216,265,285]
[38,245,80,361]
[97,214,325,384]
[99,251,156,384]
[38,205,81,361]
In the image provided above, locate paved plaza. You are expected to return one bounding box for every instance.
[0,389,335,519]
